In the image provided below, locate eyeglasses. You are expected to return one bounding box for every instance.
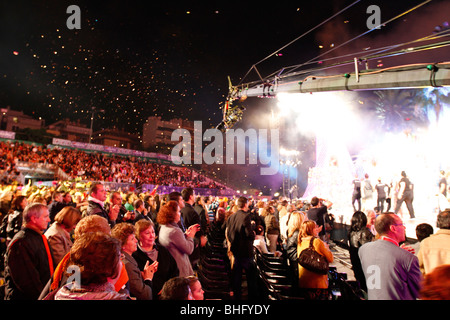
[392,223,405,227]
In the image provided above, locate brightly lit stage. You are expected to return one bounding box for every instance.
[275,90,449,240]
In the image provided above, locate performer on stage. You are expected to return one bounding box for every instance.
[351,175,362,212]
[437,170,449,212]
[361,173,374,213]
[394,171,415,219]
[375,178,389,213]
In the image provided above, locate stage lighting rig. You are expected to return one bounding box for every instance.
[216,98,246,132]
[216,77,247,132]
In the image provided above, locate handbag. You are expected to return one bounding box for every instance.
[298,237,329,275]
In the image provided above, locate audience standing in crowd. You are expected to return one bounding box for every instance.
[307,197,332,241]
[48,191,66,223]
[181,187,206,269]
[105,191,132,224]
[285,211,306,287]
[263,205,280,253]
[4,203,53,299]
[54,232,128,300]
[133,219,179,299]
[111,223,155,300]
[157,201,198,277]
[366,209,377,236]
[297,220,334,299]
[253,224,281,256]
[40,214,129,299]
[133,199,151,223]
[417,210,450,274]
[86,182,120,227]
[409,223,434,256]
[1,195,27,245]
[226,196,257,300]
[2,140,449,301]
[348,211,374,292]
[44,206,81,265]
[359,213,422,300]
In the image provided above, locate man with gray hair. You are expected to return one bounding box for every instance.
[4,203,53,300]
[359,213,422,300]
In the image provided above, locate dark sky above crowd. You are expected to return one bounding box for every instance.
[1,0,448,137]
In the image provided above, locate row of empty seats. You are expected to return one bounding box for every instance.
[197,224,365,300]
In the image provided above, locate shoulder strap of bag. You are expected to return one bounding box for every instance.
[309,237,315,248]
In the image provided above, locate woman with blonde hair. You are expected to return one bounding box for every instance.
[285,211,306,287]
[45,206,81,265]
[297,220,333,299]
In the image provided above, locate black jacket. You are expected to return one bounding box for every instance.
[226,210,255,258]
[86,200,115,227]
[4,228,53,300]
[181,203,201,263]
[132,243,179,299]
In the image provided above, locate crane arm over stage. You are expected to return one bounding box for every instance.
[229,61,450,100]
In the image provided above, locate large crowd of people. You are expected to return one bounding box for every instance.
[0,139,449,301]
[0,140,225,189]
[0,175,449,301]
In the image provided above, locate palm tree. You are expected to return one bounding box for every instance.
[367,89,429,132]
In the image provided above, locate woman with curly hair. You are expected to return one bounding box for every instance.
[112,222,156,300]
[54,232,128,300]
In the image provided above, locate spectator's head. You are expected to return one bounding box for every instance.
[111,222,137,255]
[287,211,306,238]
[11,195,27,211]
[54,206,82,231]
[186,276,204,300]
[236,196,248,209]
[135,219,156,248]
[310,197,319,207]
[255,224,265,236]
[181,187,194,203]
[68,232,121,286]
[23,203,50,233]
[74,215,111,240]
[169,191,184,209]
[157,200,180,225]
[134,199,144,211]
[300,220,318,238]
[415,223,434,241]
[419,264,450,300]
[63,192,72,204]
[90,182,107,202]
[350,211,368,232]
[437,210,450,230]
[375,212,405,243]
[110,192,122,206]
[52,191,62,203]
[159,277,193,300]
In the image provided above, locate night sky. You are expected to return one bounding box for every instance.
[3,0,447,135]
